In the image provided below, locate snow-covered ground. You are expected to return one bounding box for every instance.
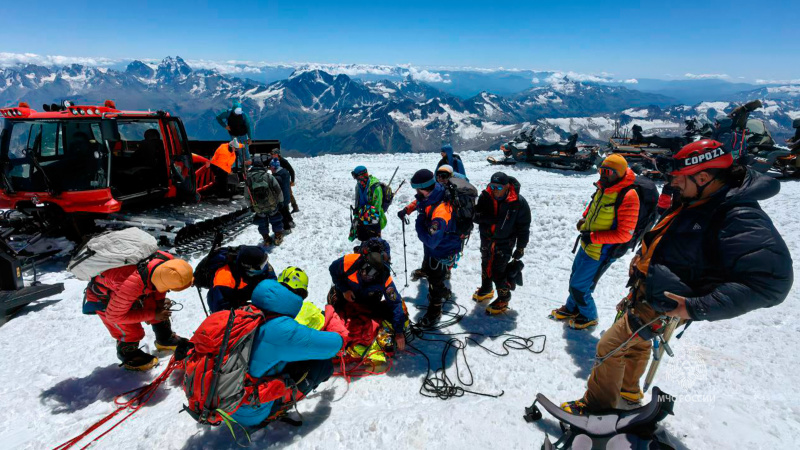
[1,151,798,449]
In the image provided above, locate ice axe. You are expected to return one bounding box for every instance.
[195,229,225,318]
[643,317,680,392]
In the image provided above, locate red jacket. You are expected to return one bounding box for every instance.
[93,252,172,324]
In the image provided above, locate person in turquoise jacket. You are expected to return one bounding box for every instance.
[215,100,253,169]
[230,268,344,428]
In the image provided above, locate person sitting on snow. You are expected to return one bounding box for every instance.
[327,238,407,352]
[84,252,193,371]
[207,246,276,313]
[229,267,347,428]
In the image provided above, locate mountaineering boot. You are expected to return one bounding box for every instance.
[560,398,589,415]
[472,287,494,303]
[410,269,427,282]
[117,341,158,371]
[549,305,578,321]
[262,235,274,247]
[273,232,284,246]
[568,314,599,330]
[152,321,188,352]
[486,289,510,315]
[620,390,644,407]
[418,297,443,327]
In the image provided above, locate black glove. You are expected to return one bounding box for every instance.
[397,209,407,220]
[174,339,195,362]
[512,248,525,260]
[580,231,592,246]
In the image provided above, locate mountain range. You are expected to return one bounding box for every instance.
[1,56,798,155]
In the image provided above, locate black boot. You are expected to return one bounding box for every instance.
[418,296,443,327]
[116,341,158,371]
[152,321,188,352]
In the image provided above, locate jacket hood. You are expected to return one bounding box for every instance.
[723,166,780,205]
[251,279,302,317]
[418,182,445,208]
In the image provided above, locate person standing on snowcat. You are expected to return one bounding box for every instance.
[560,140,793,415]
[84,252,193,371]
[551,155,641,330]
[436,143,467,179]
[216,100,253,169]
[350,166,387,242]
[472,172,531,315]
[397,169,463,326]
[210,138,244,198]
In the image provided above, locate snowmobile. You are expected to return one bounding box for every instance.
[487,129,601,171]
[747,116,800,178]
[524,387,677,449]
[0,101,281,259]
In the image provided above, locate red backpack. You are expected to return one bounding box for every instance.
[182,305,295,426]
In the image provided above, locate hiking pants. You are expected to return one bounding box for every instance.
[95,297,167,343]
[290,186,298,210]
[268,359,334,416]
[421,254,451,305]
[565,246,615,320]
[254,211,284,239]
[480,239,513,296]
[211,165,235,197]
[584,312,653,410]
[232,134,250,169]
[279,205,293,229]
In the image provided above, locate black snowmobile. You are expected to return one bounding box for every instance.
[488,129,601,171]
[524,387,677,449]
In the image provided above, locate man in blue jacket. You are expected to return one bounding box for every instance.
[269,158,294,231]
[436,144,467,179]
[230,267,344,427]
[216,100,253,169]
[397,169,463,326]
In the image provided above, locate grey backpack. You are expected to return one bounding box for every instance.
[68,228,159,281]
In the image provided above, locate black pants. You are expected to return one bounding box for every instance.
[421,255,450,305]
[279,204,293,229]
[480,239,513,296]
[211,165,236,197]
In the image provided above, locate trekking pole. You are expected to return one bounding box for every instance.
[402,218,409,287]
[387,165,400,188]
[643,317,680,392]
[196,286,209,317]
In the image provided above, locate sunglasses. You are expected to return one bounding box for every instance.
[351,171,368,179]
[489,184,505,191]
[598,167,616,177]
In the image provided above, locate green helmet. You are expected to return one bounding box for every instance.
[278,266,309,299]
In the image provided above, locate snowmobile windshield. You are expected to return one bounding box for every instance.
[2,119,110,193]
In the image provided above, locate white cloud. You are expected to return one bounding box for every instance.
[545,71,611,83]
[183,59,264,75]
[623,78,638,84]
[531,77,540,83]
[400,65,452,84]
[755,78,800,85]
[684,73,730,80]
[0,52,119,68]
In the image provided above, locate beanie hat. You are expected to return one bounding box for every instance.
[152,259,193,293]
[411,169,435,190]
[490,172,510,185]
[237,246,267,271]
[437,164,454,175]
[600,154,628,177]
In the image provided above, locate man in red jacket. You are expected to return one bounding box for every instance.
[86,251,194,370]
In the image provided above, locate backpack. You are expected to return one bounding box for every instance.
[609,176,659,259]
[68,228,159,281]
[443,177,478,239]
[247,168,281,214]
[81,250,171,315]
[369,181,394,212]
[194,246,241,290]
[182,305,294,426]
[227,110,248,137]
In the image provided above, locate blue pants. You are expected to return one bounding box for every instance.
[254,211,283,239]
[233,134,251,169]
[565,246,615,320]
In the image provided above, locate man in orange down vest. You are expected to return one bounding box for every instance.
[210,138,244,197]
[550,154,640,330]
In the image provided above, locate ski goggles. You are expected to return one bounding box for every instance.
[654,155,678,175]
[244,258,270,276]
[488,183,505,191]
[598,166,617,177]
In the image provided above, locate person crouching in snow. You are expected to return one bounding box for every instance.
[85,251,193,371]
[327,238,408,353]
[229,267,348,428]
[207,246,276,313]
[472,172,531,315]
[560,141,793,415]
[550,154,640,330]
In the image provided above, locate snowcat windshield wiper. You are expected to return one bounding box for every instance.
[25,147,56,195]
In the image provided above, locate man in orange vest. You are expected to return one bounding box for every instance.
[210,138,244,197]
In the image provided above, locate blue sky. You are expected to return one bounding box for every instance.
[1,0,795,81]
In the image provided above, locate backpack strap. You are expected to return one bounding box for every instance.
[136,250,172,289]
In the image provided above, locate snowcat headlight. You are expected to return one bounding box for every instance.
[78,109,85,115]
[71,109,78,115]
[94,109,101,115]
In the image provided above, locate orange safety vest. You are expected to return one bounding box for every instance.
[343,254,393,288]
[210,144,236,173]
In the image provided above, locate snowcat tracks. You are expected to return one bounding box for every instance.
[96,198,254,257]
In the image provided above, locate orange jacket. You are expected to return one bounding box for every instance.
[210,144,237,173]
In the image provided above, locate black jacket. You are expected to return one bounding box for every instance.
[271,167,291,207]
[277,156,295,183]
[473,178,531,249]
[639,168,792,321]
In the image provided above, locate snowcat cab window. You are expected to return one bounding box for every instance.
[109,120,168,197]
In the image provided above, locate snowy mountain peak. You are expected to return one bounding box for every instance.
[156,56,192,80]
[126,60,155,80]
